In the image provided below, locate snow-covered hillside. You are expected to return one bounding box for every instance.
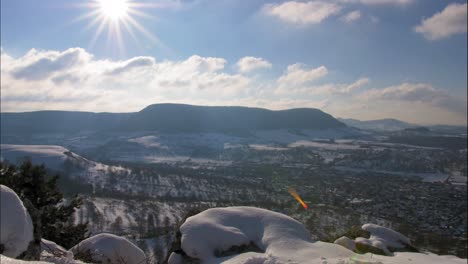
[1,145,72,170]
[0,144,129,188]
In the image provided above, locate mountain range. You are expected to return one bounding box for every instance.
[1,103,345,135]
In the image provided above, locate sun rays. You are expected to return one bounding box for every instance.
[76,0,161,56]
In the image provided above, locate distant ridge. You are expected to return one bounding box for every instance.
[338,118,414,131]
[338,117,467,134]
[1,103,345,135]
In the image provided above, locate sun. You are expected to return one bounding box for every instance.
[98,0,129,21]
[76,0,160,55]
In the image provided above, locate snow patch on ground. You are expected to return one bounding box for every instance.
[128,136,168,149]
[248,145,289,151]
[0,255,52,264]
[288,141,361,150]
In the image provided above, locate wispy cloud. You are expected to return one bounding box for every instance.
[414,3,467,41]
[263,1,342,25]
[337,0,414,6]
[341,10,362,23]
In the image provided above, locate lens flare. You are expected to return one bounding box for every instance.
[74,0,162,55]
[288,187,308,209]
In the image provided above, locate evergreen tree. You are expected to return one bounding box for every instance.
[0,160,89,258]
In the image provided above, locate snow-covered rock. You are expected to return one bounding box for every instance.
[334,236,356,251]
[40,239,82,264]
[169,206,353,264]
[169,206,466,264]
[355,223,412,255]
[0,185,34,258]
[70,233,146,264]
[41,239,73,259]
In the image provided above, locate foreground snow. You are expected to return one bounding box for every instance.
[0,185,34,258]
[70,233,146,264]
[169,206,466,264]
[0,255,51,264]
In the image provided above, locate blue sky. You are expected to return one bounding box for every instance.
[1,0,467,125]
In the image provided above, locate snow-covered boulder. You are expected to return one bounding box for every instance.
[169,207,466,264]
[0,185,34,258]
[70,233,146,264]
[334,236,356,251]
[355,224,414,255]
[168,206,353,264]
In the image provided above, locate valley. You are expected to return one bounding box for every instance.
[1,105,466,262]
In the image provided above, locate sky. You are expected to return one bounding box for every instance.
[1,0,467,125]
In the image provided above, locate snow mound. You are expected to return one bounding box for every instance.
[70,233,146,264]
[0,185,34,258]
[355,224,411,255]
[169,206,353,264]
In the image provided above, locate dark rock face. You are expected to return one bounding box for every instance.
[355,242,387,255]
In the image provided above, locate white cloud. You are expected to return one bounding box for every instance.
[11,48,92,80]
[341,10,362,23]
[0,48,251,112]
[414,3,467,41]
[362,83,467,114]
[281,77,369,95]
[263,1,342,25]
[276,64,328,93]
[2,47,465,125]
[237,57,272,73]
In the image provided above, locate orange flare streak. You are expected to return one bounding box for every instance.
[288,188,308,209]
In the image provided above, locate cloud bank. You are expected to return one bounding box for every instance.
[1,47,466,125]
